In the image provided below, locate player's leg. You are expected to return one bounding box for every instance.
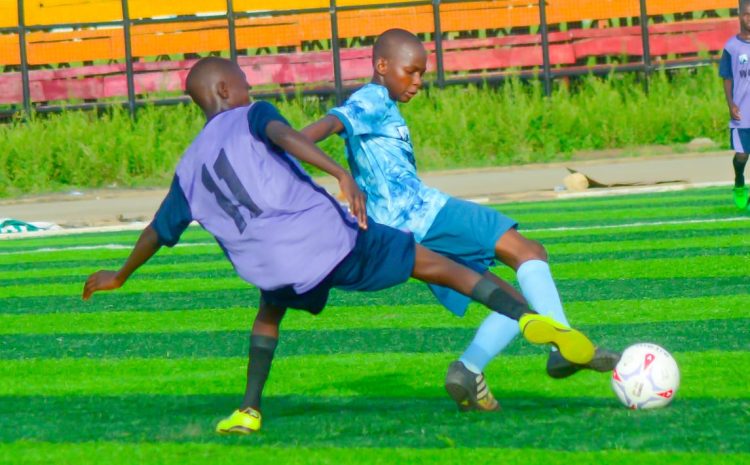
[419,197,592,408]
[731,129,749,209]
[411,244,594,363]
[425,269,521,410]
[495,229,570,325]
[446,271,520,411]
[495,229,619,377]
[413,244,594,410]
[216,297,286,435]
[733,153,749,209]
[459,271,524,375]
[422,200,524,410]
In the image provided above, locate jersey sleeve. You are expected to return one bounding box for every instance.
[719,49,733,79]
[151,175,193,247]
[247,101,291,153]
[328,90,388,138]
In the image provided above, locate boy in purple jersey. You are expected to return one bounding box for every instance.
[302,29,619,413]
[82,57,596,435]
[720,0,750,210]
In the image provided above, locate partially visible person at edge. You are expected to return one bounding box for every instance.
[720,0,750,210]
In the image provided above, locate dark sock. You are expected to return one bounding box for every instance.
[470,277,534,321]
[240,335,278,411]
[734,154,747,188]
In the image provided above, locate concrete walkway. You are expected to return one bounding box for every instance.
[0,150,734,228]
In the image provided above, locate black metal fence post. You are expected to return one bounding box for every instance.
[432,0,445,88]
[226,0,238,62]
[538,0,552,96]
[121,0,137,118]
[639,0,652,94]
[16,0,31,116]
[329,0,344,105]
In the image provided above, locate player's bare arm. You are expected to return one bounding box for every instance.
[300,115,344,143]
[82,224,162,300]
[724,79,741,121]
[265,120,367,229]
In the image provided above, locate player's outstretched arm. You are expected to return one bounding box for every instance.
[82,225,162,300]
[300,115,344,144]
[265,120,367,229]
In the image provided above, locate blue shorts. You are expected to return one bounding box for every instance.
[421,197,517,316]
[731,128,750,154]
[260,219,415,314]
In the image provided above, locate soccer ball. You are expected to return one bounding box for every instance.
[611,343,680,410]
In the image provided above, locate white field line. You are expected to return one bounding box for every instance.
[527,216,750,233]
[1,216,748,255]
[0,241,216,256]
[0,222,150,241]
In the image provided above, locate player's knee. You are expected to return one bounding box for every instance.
[258,299,286,324]
[497,231,548,269]
[524,239,548,262]
[735,153,749,163]
[502,238,548,270]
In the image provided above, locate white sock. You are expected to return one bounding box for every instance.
[459,311,520,374]
[516,259,569,326]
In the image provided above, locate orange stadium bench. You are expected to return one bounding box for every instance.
[0,0,738,104]
[0,0,737,65]
[0,17,736,104]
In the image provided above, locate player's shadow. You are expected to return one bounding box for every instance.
[264,371,613,420]
[2,393,708,446]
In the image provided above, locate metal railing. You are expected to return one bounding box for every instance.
[2,0,739,118]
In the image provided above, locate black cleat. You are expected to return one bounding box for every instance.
[444,361,500,412]
[546,347,621,379]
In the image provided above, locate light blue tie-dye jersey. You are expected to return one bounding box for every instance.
[330,83,448,241]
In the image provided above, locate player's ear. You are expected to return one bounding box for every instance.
[216,80,230,99]
[374,57,389,76]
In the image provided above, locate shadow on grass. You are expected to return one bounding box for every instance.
[1,394,747,452]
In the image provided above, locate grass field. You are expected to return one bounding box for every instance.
[1,186,749,464]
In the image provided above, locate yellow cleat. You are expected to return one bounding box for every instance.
[216,407,262,435]
[519,313,595,365]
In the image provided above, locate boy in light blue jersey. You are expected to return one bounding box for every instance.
[82,57,596,434]
[303,29,619,412]
[720,0,750,210]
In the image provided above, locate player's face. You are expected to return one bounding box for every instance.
[382,45,427,103]
[225,66,250,108]
[741,5,750,33]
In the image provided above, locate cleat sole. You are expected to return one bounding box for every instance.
[521,315,595,365]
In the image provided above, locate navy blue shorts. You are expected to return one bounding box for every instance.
[731,128,750,154]
[260,219,416,314]
[421,197,517,316]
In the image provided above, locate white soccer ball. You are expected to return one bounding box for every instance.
[611,343,680,410]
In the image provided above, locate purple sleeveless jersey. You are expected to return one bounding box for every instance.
[175,105,358,293]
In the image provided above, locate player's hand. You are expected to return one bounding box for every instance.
[338,174,368,229]
[82,270,123,300]
[731,104,742,121]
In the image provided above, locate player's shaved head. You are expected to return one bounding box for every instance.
[370,28,427,102]
[373,28,425,64]
[185,57,249,119]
